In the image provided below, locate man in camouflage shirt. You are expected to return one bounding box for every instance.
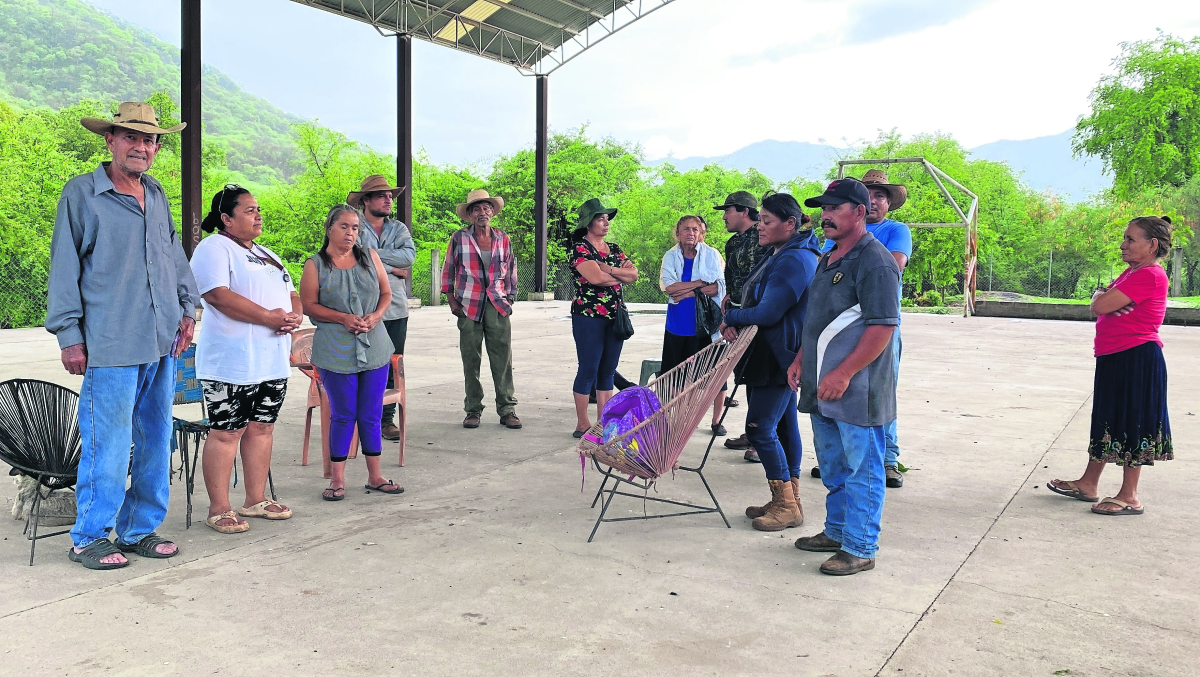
[714,191,774,460]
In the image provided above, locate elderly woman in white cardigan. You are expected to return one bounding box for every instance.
[659,214,729,435]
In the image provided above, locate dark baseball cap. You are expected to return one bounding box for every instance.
[803,177,871,210]
[713,191,758,211]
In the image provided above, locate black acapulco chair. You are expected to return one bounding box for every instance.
[0,379,83,565]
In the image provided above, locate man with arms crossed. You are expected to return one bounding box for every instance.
[349,175,416,442]
[47,102,200,569]
[791,178,900,576]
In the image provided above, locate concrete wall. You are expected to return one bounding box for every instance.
[975,300,1200,326]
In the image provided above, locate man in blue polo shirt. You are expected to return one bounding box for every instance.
[791,177,900,576]
[815,169,911,488]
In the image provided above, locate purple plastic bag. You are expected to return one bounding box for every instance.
[600,387,662,468]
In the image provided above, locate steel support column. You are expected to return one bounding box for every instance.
[180,0,202,258]
[397,34,414,297]
[533,74,549,293]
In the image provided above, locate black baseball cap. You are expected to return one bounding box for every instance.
[803,177,872,210]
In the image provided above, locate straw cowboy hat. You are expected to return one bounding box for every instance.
[456,189,505,222]
[81,101,186,136]
[347,174,406,209]
[860,169,907,211]
[571,198,618,240]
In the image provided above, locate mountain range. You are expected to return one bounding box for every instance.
[0,0,301,182]
[657,130,1112,201]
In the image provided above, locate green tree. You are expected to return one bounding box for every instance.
[1074,33,1200,199]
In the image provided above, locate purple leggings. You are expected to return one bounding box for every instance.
[320,365,389,462]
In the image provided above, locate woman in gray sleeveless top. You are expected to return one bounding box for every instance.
[300,204,403,501]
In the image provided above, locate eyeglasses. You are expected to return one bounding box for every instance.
[219,183,244,213]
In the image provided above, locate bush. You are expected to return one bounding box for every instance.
[900,297,915,307]
[916,291,943,307]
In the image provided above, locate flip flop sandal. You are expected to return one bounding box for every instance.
[116,533,179,559]
[68,539,129,570]
[206,510,250,533]
[365,480,404,495]
[237,500,292,520]
[322,486,346,502]
[1091,497,1144,516]
[1046,480,1100,503]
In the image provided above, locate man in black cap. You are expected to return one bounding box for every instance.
[714,190,773,462]
[790,177,900,576]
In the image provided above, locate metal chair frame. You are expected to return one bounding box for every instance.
[577,327,757,542]
[0,378,82,566]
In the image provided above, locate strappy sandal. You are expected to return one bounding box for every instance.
[365,480,404,495]
[67,539,129,570]
[237,500,292,520]
[1047,479,1099,503]
[1091,497,1144,516]
[206,511,250,534]
[116,533,179,558]
[322,486,346,501]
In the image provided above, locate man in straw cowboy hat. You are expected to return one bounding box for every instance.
[714,190,773,462]
[440,189,521,430]
[814,169,912,488]
[46,101,200,569]
[349,175,416,441]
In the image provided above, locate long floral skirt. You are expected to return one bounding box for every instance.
[1088,341,1173,467]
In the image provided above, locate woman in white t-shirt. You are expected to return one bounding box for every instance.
[190,185,302,534]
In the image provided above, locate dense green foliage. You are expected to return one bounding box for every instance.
[0,0,302,183]
[1075,33,1200,200]
[4,4,1200,327]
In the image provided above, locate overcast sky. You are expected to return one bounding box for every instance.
[85,0,1200,167]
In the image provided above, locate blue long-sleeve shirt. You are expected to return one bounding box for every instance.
[724,230,820,383]
[45,163,199,367]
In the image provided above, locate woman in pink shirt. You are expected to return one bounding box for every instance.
[1048,216,1174,515]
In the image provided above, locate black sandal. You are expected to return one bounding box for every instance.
[116,533,178,559]
[365,480,404,495]
[68,539,130,570]
[322,486,346,501]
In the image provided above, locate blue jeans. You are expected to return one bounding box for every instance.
[884,329,902,467]
[571,314,624,394]
[809,412,887,559]
[745,384,801,481]
[71,354,175,549]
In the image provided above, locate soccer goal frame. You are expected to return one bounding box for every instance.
[836,158,979,316]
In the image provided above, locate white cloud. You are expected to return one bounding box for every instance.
[83,0,1200,166]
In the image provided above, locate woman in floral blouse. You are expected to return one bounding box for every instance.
[569,198,639,437]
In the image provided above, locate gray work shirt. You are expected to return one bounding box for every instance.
[45,163,200,368]
[799,232,900,427]
[357,215,416,321]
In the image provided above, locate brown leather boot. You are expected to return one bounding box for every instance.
[747,478,803,522]
[752,480,802,531]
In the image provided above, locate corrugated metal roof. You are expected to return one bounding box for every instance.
[290,0,676,74]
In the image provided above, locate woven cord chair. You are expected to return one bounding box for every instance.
[576,326,758,542]
[0,379,82,565]
[172,345,276,529]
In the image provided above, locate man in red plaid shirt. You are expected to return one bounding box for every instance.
[441,189,522,430]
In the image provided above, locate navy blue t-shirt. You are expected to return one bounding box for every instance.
[665,256,697,336]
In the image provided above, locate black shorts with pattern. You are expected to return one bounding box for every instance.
[201,379,289,431]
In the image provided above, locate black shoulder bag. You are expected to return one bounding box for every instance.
[612,288,635,340]
[694,289,723,336]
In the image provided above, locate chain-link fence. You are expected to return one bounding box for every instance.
[978,251,1200,300]
[0,254,50,330]
[408,257,670,306]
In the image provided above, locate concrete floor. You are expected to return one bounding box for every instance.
[0,303,1196,676]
